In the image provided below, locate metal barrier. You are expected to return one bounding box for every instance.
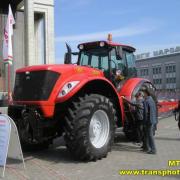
[158,101,178,118]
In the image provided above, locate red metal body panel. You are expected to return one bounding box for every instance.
[118,78,148,124]
[14,64,150,125]
[119,78,147,98]
[14,64,147,124]
[55,76,116,103]
[14,64,119,118]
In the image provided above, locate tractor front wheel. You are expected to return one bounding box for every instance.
[64,94,117,161]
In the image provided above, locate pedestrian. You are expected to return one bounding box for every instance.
[122,92,144,144]
[174,100,180,130]
[142,88,157,154]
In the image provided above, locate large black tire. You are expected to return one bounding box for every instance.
[123,126,136,141]
[64,94,117,161]
[18,112,51,152]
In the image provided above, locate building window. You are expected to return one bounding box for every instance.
[166,64,176,73]
[171,77,176,83]
[152,66,161,74]
[166,78,176,84]
[140,69,143,76]
[159,67,161,73]
[166,66,168,73]
[153,79,162,84]
[173,65,176,72]
[140,68,148,76]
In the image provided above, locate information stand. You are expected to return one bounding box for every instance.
[0,114,25,178]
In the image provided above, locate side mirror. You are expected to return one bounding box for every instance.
[64,43,72,64]
[64,53,72,64]
[116,46,123,60]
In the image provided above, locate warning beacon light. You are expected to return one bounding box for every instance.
[107,34,112,42]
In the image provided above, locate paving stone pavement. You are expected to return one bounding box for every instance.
[1,116,180,180]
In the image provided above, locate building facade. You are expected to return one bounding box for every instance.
[0,0,55,92]
[136,47,180,94]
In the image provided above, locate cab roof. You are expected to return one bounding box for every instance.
[78,41,136,52]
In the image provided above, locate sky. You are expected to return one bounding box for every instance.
[54,0,180,63]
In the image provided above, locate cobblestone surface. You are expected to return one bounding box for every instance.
[1,116,180,180]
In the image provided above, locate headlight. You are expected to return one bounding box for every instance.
[100,41,105,47]
[58,81,80,97]
[79,45,84,50]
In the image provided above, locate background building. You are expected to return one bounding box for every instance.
[0,0,55,93]
[136,47,180,99]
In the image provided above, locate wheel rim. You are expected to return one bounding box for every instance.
[89,110,110,148]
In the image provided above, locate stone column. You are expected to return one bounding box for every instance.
[24,0,35,66]
[34,0,55,64]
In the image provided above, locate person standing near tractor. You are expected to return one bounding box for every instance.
[122,92,144,144]
[174,100,180,130]
[142,88,157,154]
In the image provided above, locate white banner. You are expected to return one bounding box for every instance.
[3,4,15,64]
[0,114,25,178]
[0,116,11,167]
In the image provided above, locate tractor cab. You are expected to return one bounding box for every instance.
[65,35,137,87]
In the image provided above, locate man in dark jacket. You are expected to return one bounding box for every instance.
[174,100,180,130]
[142,88,157,154]
[122,92,144,144]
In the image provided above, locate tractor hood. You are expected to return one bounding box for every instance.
[14,64,105,103]
[16,64,104,77]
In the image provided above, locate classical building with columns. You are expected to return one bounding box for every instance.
[0,0,55,93]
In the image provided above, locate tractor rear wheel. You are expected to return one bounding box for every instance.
[64,94,117,161]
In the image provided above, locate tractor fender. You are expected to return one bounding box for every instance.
[118,78,151,125]
[119,78,150,98]
[55,76,121,104]
[55,76,122,124]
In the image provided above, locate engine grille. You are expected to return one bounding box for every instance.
[13,70,60,101]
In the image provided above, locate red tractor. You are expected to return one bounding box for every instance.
[8,35,155,161]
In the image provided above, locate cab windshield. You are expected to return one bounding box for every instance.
[79,48,110,71]
[78,47,137,80]
[126,51,137,77]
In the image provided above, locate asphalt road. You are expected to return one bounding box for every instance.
[1,116,180,180]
